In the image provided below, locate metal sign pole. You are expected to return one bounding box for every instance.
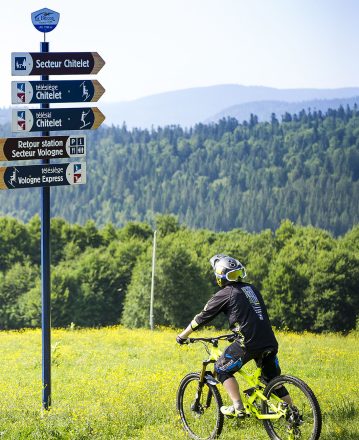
[150,230,157,330]
[40,37,51,410]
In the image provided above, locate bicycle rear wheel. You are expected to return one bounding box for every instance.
[176,372,224,440]
[262,375,322,440]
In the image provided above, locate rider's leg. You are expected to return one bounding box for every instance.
[215,341,252,416]
[260,352,292,404]
[222,376,244,410]
[281,393,293,405]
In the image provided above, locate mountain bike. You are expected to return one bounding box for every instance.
[176,334,322,440]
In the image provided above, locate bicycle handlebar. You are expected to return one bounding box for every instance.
[188,333,237,344]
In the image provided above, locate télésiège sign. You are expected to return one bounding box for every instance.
[12,80,105,104]
[0,162,86,190]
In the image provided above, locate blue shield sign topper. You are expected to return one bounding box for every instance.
[31,8,60,33]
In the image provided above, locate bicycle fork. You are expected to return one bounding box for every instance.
[193,359,219,413]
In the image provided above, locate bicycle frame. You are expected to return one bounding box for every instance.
[193,337,287,421]
[238,368,286,420]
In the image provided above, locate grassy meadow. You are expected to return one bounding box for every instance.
[0,326,357,439]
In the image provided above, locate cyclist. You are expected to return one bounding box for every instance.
[176,254,289,419]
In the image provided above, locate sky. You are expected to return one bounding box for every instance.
[1,0,359,107]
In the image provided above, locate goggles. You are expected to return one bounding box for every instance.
[215,266,246,281]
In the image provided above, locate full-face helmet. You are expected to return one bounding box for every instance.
[209,254,246,287]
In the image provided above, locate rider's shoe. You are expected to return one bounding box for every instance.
[220,405,247,419]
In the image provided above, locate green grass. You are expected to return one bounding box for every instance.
[0,326,357,439]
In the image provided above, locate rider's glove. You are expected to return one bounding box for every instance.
[176,335,189,345]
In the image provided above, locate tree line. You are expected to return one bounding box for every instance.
[0,215,357,333]
[0,105,358,235]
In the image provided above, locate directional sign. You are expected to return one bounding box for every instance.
[12,52,105,76]
[0,162,86,190]
[0,135,86,161]
[12,108,105,133]
[12,80,105,104]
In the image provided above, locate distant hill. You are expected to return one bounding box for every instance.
[2,85,359,128]
[101,84,359,127]
[206,96,359,123]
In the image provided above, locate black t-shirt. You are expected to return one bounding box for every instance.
[191,282,278,353]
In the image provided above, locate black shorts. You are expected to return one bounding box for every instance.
[214,340,281,384]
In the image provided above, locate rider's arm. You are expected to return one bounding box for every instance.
[190,288,230,331]
[178,324,193,339]
[177,289,230,343]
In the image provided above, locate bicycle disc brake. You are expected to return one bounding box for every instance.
[191,401,204,416]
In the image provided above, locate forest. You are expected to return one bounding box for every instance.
[0,105,358,236]
[0,214,357,333]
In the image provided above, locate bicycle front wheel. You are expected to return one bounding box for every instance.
[262,375,322,440]
[176,372,224,440]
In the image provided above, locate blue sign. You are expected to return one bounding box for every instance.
[11,80,105,104]
[0,163,86,190]
[12,108,105,133]
[31,8,60,33]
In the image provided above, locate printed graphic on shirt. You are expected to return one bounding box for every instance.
[242,286,264,320]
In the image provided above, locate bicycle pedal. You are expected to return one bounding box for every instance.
[226,411,249,420]
[224,414,235,419]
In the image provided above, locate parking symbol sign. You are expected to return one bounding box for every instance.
[68,137,86,156]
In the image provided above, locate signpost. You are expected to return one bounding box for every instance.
[0,136,86,161]
[40,39,52,412]
[12,80,105,104]
[5,7,105,410]
[11,52,105,75]
[12,107,105,132]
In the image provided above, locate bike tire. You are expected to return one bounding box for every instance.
[262,375,322,440]
[176,372,224,440]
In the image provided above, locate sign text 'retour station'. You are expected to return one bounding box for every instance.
[0,135,86,161]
